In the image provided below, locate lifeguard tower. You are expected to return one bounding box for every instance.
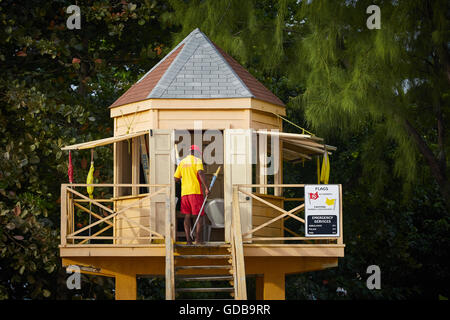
[59,28,344,300]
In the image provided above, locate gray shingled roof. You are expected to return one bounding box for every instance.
[110,28,285,108]
[147,29,252,99]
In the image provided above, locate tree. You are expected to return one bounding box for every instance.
[0,0,173,299]
[290,0,450,204]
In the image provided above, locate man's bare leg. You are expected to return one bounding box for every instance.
[195,215,203,244]
[184,214,193,244]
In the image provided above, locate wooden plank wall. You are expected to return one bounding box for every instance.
[250,110,281,130]
[115,110,154,136]
[159,109,248,129]
[114,109,251,135]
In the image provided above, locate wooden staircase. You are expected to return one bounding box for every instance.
[173,244,235,299]
[165,187,247,300]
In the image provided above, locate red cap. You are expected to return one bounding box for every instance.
[190,145,201,153]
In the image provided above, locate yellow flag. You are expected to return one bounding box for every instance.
[320,152,330,184]
[317,157,321,184]
[86,161,94,199]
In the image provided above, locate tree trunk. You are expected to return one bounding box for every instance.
[404,119,450,211]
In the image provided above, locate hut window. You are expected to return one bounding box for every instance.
[116,135,150,197]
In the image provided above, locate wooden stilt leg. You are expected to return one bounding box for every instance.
[115,273,137,300]
[263,271,285,300]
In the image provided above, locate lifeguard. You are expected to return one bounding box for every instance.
[174,145,210,244]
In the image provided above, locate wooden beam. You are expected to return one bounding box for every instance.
[244,212,289,237]
[61,131,148,151]
[62,183,169,187]
[238,184,305,188]
[78,225,113,245]
[67,188,115,215]
[245,237,338,241]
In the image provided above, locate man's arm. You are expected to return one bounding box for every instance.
[197,170,210,196]
[174,177,181,183]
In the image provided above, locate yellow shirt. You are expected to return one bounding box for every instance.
[174,155,204,196]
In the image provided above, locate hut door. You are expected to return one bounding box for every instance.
[149,129,175,240]
[224,129,253,242]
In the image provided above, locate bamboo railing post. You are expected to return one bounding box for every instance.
[60,185,67,246]
[165,190,175,300]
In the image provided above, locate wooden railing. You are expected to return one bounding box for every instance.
[234,184,343,244]
[231,186,247,300]
[60,184,170,246]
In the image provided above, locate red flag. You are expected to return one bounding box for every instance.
[68,151,74,183]
[309,192,319,200]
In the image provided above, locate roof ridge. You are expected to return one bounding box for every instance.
[195,29,252,97]
[213,44,285,106]
[135,29,198,86]
[148,29,203,98]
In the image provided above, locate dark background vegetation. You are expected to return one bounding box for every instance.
[0,0,448,300]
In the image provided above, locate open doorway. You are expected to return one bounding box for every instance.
[174,129,225,243]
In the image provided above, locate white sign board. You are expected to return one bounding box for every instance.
[304,185,340,237]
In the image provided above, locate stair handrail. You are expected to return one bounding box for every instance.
[231,186,247,300]
[165,193,175,300]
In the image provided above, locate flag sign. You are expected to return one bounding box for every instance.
[305,185,340,237]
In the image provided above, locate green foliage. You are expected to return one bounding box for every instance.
[0,0,173,299]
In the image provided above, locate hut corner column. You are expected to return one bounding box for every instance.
[115,272,137,300]
[263,271,285,300]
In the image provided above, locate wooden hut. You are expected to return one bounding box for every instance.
[59,28,344,300]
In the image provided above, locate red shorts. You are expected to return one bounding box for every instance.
[180,194,205,216]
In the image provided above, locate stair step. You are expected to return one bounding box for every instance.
[176,275,233,282]
[175,242,229,248]
[175,265,232,271]
[176,287,234,293]
[175,255,231,259]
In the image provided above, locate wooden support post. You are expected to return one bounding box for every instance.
[132,138,140,195]
[259,132,267,194]
[263,271,285,300]
[274,138,282,196]
[115,273,137,300]
[113,142,118,198]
